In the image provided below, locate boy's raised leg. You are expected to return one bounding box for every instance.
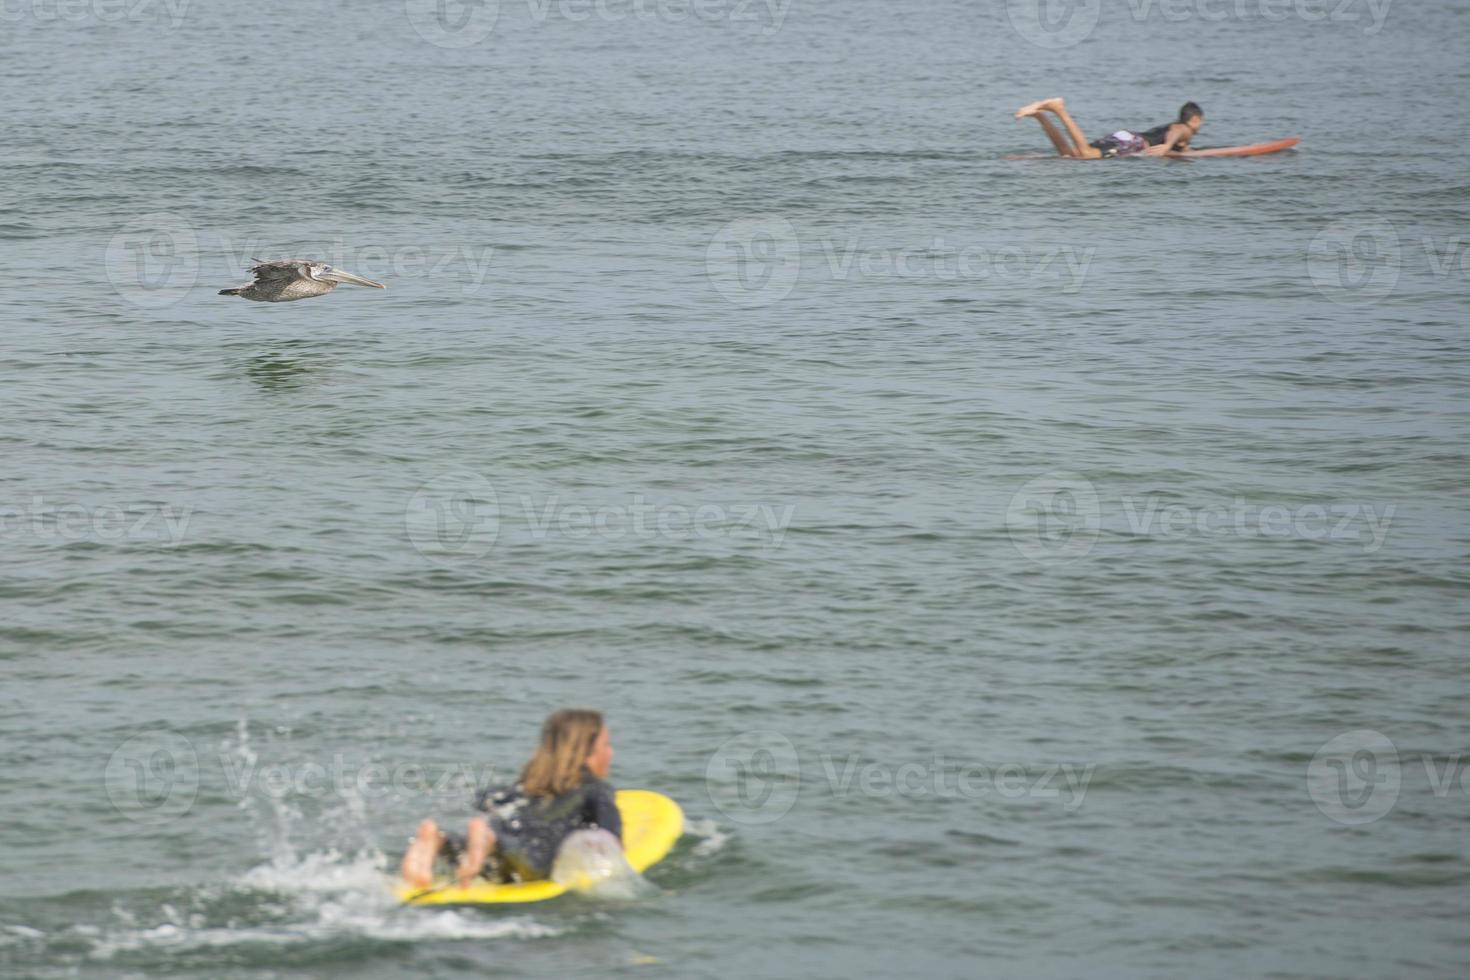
[1034,113,1078,157]
[1016,97,1097,158]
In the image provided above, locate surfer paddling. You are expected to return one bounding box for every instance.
[1015,98,1203,158]
[400,708,622,889]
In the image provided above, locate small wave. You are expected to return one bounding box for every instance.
[2,924,46,944]
[685,817,729,858]
[235,847,391,896]
[82,909,556,962]
[73,849,559,962]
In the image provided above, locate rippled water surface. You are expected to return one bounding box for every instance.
[3,1,1468,977]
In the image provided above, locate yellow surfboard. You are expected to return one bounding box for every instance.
[396,789,684,905]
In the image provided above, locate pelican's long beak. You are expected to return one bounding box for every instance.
[323,267,386,289]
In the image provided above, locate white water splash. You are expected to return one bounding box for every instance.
[72,719,563,962]
[79,847,559,962]
[550,828,652,900]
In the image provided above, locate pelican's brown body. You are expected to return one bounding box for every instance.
[219,260,386,303]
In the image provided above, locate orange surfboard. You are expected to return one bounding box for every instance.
[1005,138,1300,161]
[1170,138,1300,158]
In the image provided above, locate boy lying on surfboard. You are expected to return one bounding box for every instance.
[1015,97,1203,158]
[400,708,622,890]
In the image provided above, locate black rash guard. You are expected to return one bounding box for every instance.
[473,775,622,881]
[1139,122,1185,150]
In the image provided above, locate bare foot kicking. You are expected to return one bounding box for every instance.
[400,820,440,889]
[1015,97,1064,119]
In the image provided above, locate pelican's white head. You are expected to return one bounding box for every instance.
[305,262,385,289]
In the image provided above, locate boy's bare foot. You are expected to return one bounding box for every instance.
[1015,97,1064,119]
[454,817,494,890]
[400,819,441,889]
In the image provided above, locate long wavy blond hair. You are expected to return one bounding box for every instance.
[519,709,604,798]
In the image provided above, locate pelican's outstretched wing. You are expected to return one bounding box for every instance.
[219,259,308,297]
[246,259,310,283]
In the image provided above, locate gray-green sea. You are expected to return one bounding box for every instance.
[3,0,1468,976]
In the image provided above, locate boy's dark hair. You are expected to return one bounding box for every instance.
[1179,101,1204,123]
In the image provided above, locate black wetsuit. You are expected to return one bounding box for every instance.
[445,775,622,882]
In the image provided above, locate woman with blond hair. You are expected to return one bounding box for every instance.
[400,708,620,889]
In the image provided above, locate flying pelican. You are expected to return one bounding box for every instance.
[218,260,386,302]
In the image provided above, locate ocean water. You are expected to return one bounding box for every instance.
[2,0,1468,976]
